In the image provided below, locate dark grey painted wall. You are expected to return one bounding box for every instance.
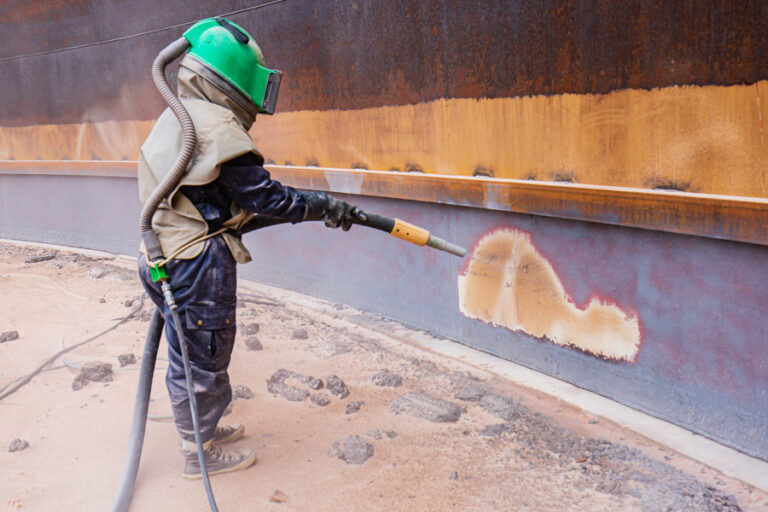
[2,171,766,461]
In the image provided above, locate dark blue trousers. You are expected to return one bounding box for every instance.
[138,236,237,443]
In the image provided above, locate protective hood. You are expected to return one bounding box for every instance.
[176,60,257,130]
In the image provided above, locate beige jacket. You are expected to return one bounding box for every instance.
[138,64,262,263]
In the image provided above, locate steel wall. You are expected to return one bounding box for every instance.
[2,171,766,461]
[3,0,767,124]
[2,1,768,197]
[2,0,767,464]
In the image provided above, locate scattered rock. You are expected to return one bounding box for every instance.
[371,370,402,387]
[99,298,106,303]
[72,374,90,391]
[310,393,331,407]
[455,385,488,402]
[89,267,109,279]
[346,401,365,414]
[478,394,520,421]
[72,361,113,390]
[24,252,57,264]
[123,298,135,307]
[222,403,233,417]
[328,342,352,357]
[291,328,309,340]
[269,490,288,503]
[232,384,254,400]
[8,439,29,452]
[0,331,19,343]
[270,368,323,390]
[326,375,349,399]
[449,471,459,481]
[243,323,260,335]
[366,429,397,440]
[266,380,309,402]
[303,376,323,390]
[329,435,374,465]
[137,310,153,322]
[389,391,464,423]
[270,368,295,383]
[639,480,742,512]
[81,361,113,382]
[104,269,133,282]
[271,369,294,382]
[480,423,516,438]
[244,336,263,351]
[117,353,136,367]
[588,419,598,424]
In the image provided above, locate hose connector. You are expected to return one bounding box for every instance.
[161,281,177,310]
[148,258,168,283]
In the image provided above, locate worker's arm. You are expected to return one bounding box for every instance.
[217,152,306,223]
[218,152,362,229]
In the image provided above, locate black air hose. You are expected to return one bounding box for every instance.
[109,308,164,512]
[112,36,201,512]
[140,37,195,259]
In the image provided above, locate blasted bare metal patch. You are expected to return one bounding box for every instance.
[458,228,640,361]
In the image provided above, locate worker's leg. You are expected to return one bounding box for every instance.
[138,237,255,477]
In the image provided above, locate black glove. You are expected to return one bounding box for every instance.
[301,191,367,231]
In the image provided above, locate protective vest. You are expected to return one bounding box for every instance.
[138,69,262,263]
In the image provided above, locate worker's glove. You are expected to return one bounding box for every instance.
[302,191,366,231]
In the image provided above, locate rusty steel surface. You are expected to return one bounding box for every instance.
[2,0,767,126]
[266,165,768,246]
[3,161,768,246]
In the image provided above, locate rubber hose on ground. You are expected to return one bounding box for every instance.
[168,306,219,512]
[110,308,164,512]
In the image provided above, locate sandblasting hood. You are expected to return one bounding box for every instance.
[183,17,282,115]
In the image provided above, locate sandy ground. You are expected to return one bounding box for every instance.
[1,241,767,512]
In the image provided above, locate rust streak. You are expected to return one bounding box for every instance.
[2,82,768,198]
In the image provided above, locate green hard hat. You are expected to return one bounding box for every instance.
[182,18,282,115]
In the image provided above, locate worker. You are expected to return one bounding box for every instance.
[137,18,361,479]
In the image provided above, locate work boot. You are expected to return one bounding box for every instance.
[181,439,257,480]
[211,423,245,446]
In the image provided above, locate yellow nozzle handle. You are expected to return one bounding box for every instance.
[390,219,430,245]
[389,219,466,257]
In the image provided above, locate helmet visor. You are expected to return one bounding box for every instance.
[260,69,282,115]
